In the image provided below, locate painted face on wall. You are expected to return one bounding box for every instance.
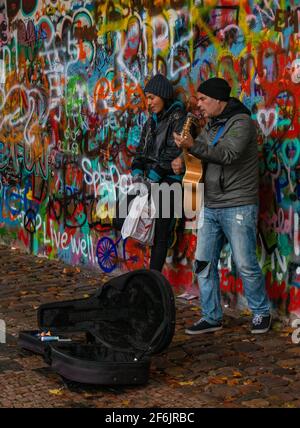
[145,93,165,114]
[291,59,300,84]
[196,92,222,118]
[124,17,141,59]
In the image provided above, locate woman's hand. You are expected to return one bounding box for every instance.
[173,131,194,149]
[171,157,184,175]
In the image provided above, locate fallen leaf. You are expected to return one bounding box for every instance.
[224,396,235,402]
[122,400,130,406]
[243,379,255,385]
[83,294,90,298]
[178,381,194,386]
[281,327,294,334]
[75,267,81,273]
[233,371,242,378]
[48,388,64,396]
[208,376,227,384]
[284,402,296,408]
[190,306,200,311]
[165,378,181,387]
[272,321,283,332]
[63,268,74,275]
[227,379,240,386]
[173,334,188,342]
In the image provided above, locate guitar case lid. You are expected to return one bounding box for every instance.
[37,269,176,356]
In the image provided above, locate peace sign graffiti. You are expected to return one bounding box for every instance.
[24,208,37,234]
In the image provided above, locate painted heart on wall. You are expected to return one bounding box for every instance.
[257,108,278,136]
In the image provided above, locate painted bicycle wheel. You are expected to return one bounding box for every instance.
[96,237,118,273]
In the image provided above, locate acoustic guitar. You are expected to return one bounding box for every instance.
[180,112,205,215]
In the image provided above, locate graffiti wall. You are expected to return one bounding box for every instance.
[0,0,299,317]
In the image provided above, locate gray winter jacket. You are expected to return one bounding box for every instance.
[189,98,259,208]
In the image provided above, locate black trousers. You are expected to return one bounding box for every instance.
[150,215,174,271]
[113,184,178,272]
[150,187,177,272]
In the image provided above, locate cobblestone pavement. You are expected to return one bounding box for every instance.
[0,245,300,408]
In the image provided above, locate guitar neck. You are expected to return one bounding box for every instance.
[182,147,189,164]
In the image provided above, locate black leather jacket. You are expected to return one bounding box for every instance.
[131,102,186,182]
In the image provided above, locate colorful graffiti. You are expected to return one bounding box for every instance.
[0,0,300,317]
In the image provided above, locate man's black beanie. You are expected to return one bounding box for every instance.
[144,74,174,100]
[197,77,231,101]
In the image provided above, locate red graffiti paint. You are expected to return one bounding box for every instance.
[288,287,300,312]
[220,268,243,294]
[255,41,300,139]
[265,271,288,300]
[163,265,194,291]
[124,239,146,270]
[18,229,30,247]
[93,74,146,114]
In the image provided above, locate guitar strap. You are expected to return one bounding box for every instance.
[211,124,226,146]
[210,123,227,192]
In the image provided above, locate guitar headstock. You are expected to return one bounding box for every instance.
[187,111,200,123]
[181,112,205,138]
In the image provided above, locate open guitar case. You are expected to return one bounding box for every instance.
[18,269,176,385]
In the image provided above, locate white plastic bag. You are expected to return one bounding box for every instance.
[121,194,156,246]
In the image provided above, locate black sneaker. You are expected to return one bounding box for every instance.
[251,314,272,334]
[185,318,223,335]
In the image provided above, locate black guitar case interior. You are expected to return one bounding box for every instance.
[18,269,176,385]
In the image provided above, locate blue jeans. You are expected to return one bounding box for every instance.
[195,205,270,324]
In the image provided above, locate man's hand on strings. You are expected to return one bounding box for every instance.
[173,131,194,150]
